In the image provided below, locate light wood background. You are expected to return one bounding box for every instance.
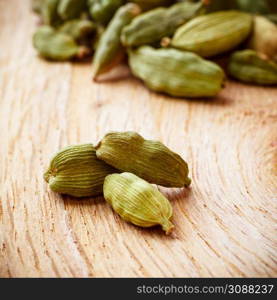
[0,0,276,278]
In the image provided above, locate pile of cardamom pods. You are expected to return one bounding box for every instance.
[32,0,277,98]
[44,132,191,234]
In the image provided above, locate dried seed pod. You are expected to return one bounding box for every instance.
[128,46,225,98]
[41,0,62,26]
[171,10,253,57]
[121,1,204,47]
[227,49,277,85]
[44,144,118,197]
[247,16,277,62]
[58,19,96,41]
[88,0,125,25]
[58,0,87,20]
[104,172,174,234]
[33,25,89,60]
[96,131,191,188]
[92,3,141,80]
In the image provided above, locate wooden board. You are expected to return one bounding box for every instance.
[0,0,276,278]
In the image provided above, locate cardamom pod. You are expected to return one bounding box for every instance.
[171,10,252,57]
[41,0,62,26]
[44,144,118,197]
[128,46,225,98]
[33,25,89,61]
[104,172,174,234]
[227,49,277,85]
[92,3,141,80]
[129,0,172,11]
[59,19,96,41]
[58,0,87,20]
[247,16,277,62]
[88,0,125,25]
[96,131,191,188]
[121,1,204,47]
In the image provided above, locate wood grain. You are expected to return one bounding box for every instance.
[0,0,276,278]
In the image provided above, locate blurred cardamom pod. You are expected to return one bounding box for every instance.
[59,19,96,41]
[121,0,204,47]
[88,0,125,25]
[41,0,62,26]
[33,25,90,60]
[92,3,141,80]
[58,0,87,20]
[247,15,277,62]
[227,49,277,85]
[171,10,252,57]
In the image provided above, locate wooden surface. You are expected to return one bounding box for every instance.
[0,0,277,278]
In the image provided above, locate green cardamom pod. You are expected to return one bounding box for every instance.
[104,172,174,234]
[57,0,87,20]
[121,1,204,47]
[41,0,62,26]
[44,144,118,197]
[247,16,277,62]
[128,46,225,98]
[227,49,277,85]
[58,19,96,41]
[96,131,191,188]
[33,25,89,61]
[171,10,252,57]
[88,0,125,25]
[92,3,141,80]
